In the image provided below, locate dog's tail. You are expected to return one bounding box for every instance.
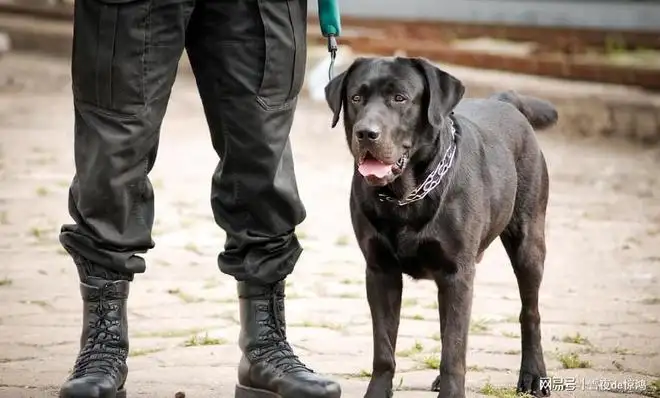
[490,90,558,131]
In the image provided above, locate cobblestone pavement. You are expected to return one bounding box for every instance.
[0,53,659,398]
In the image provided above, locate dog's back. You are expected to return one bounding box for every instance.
[452,90,557,171]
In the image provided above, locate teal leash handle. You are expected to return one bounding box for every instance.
[318,0,341,80]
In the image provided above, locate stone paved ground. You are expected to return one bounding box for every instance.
[0,52,659,398]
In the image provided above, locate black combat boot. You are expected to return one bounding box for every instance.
[60,277,130,398]
[235,280,341,398]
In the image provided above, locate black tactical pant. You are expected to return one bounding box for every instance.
[59,0,308,285]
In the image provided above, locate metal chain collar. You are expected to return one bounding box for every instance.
[377,119,457,207]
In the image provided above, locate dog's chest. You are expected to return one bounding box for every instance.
[389,229,449,280]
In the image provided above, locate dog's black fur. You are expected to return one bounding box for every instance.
[325,57,558,398]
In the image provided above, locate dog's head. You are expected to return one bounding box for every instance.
[325,57,465,187]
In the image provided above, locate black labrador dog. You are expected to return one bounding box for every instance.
[324,57,558,398]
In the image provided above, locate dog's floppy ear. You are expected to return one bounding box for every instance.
[324,58,365,128]
[411,57,465,128]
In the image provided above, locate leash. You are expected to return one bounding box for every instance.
[318,0,341,80]
[327,35,338,81]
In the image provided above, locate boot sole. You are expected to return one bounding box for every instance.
[59,388,126,398]
[235,384,280,398]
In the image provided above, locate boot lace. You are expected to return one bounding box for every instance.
[252,293,312,374]
[70,282,127,380]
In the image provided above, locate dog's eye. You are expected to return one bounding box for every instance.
[350,95,362,103]
[393,94,407,103]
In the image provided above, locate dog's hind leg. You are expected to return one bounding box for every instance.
[501,221,549,397]
[364,268,403,398]
[500,168,551,397]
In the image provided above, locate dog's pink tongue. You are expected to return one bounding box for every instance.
[358,159,392,178]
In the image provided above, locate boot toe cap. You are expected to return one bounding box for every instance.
[281,373,342,398]
[320,379,342,398]
[60,377,117,398]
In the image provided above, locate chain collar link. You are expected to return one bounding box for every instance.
[377,118,457,207]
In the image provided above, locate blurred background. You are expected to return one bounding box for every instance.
[0,1,659,397]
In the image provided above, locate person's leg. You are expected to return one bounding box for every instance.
[185,1,340,397]
[59,0,193,396]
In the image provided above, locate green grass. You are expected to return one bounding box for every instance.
[180,219,195,228]
[641,297,660,305]
[401,298,418,307]
[502,315,519,323]
[558,352,592,369]
[183,333,227,347]
[286,291,304,299]
[561,332,591,345]
[203,279,221,289]
[420,354,441,370]
[134,328,205,338]
[155,259,171,267]
[183,243,203,255]
[397,341,424,357]
[167,288,204,303]
[613,347,632,355]
[335,235,350,246]
[643,378,660,398]
[353,369,372,379]
[29,227,48,239]
[337,292,360,299]
[403,314,425,321]
[210,297,236,304]
[129,347,164,357]
[289,321,344,331]
[470,318,491,334]
[479,382,533,398]
[34,156,57,165]
[19,300,50,308]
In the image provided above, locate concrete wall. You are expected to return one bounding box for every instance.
[308,0,660,31]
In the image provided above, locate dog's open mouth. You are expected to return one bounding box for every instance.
[358,151,408,179]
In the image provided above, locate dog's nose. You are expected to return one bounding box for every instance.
[355,128,381,141]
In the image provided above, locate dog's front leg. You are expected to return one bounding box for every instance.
[431,265,476,398]
[364,267,403,398]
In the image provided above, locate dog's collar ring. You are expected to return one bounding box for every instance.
[378,119,457,207]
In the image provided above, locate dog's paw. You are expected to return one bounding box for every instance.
[431,375,442,391]
[430,375,466,398]
[517,371,550,397]
[364,375,393,398]
[363,389,393,398]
